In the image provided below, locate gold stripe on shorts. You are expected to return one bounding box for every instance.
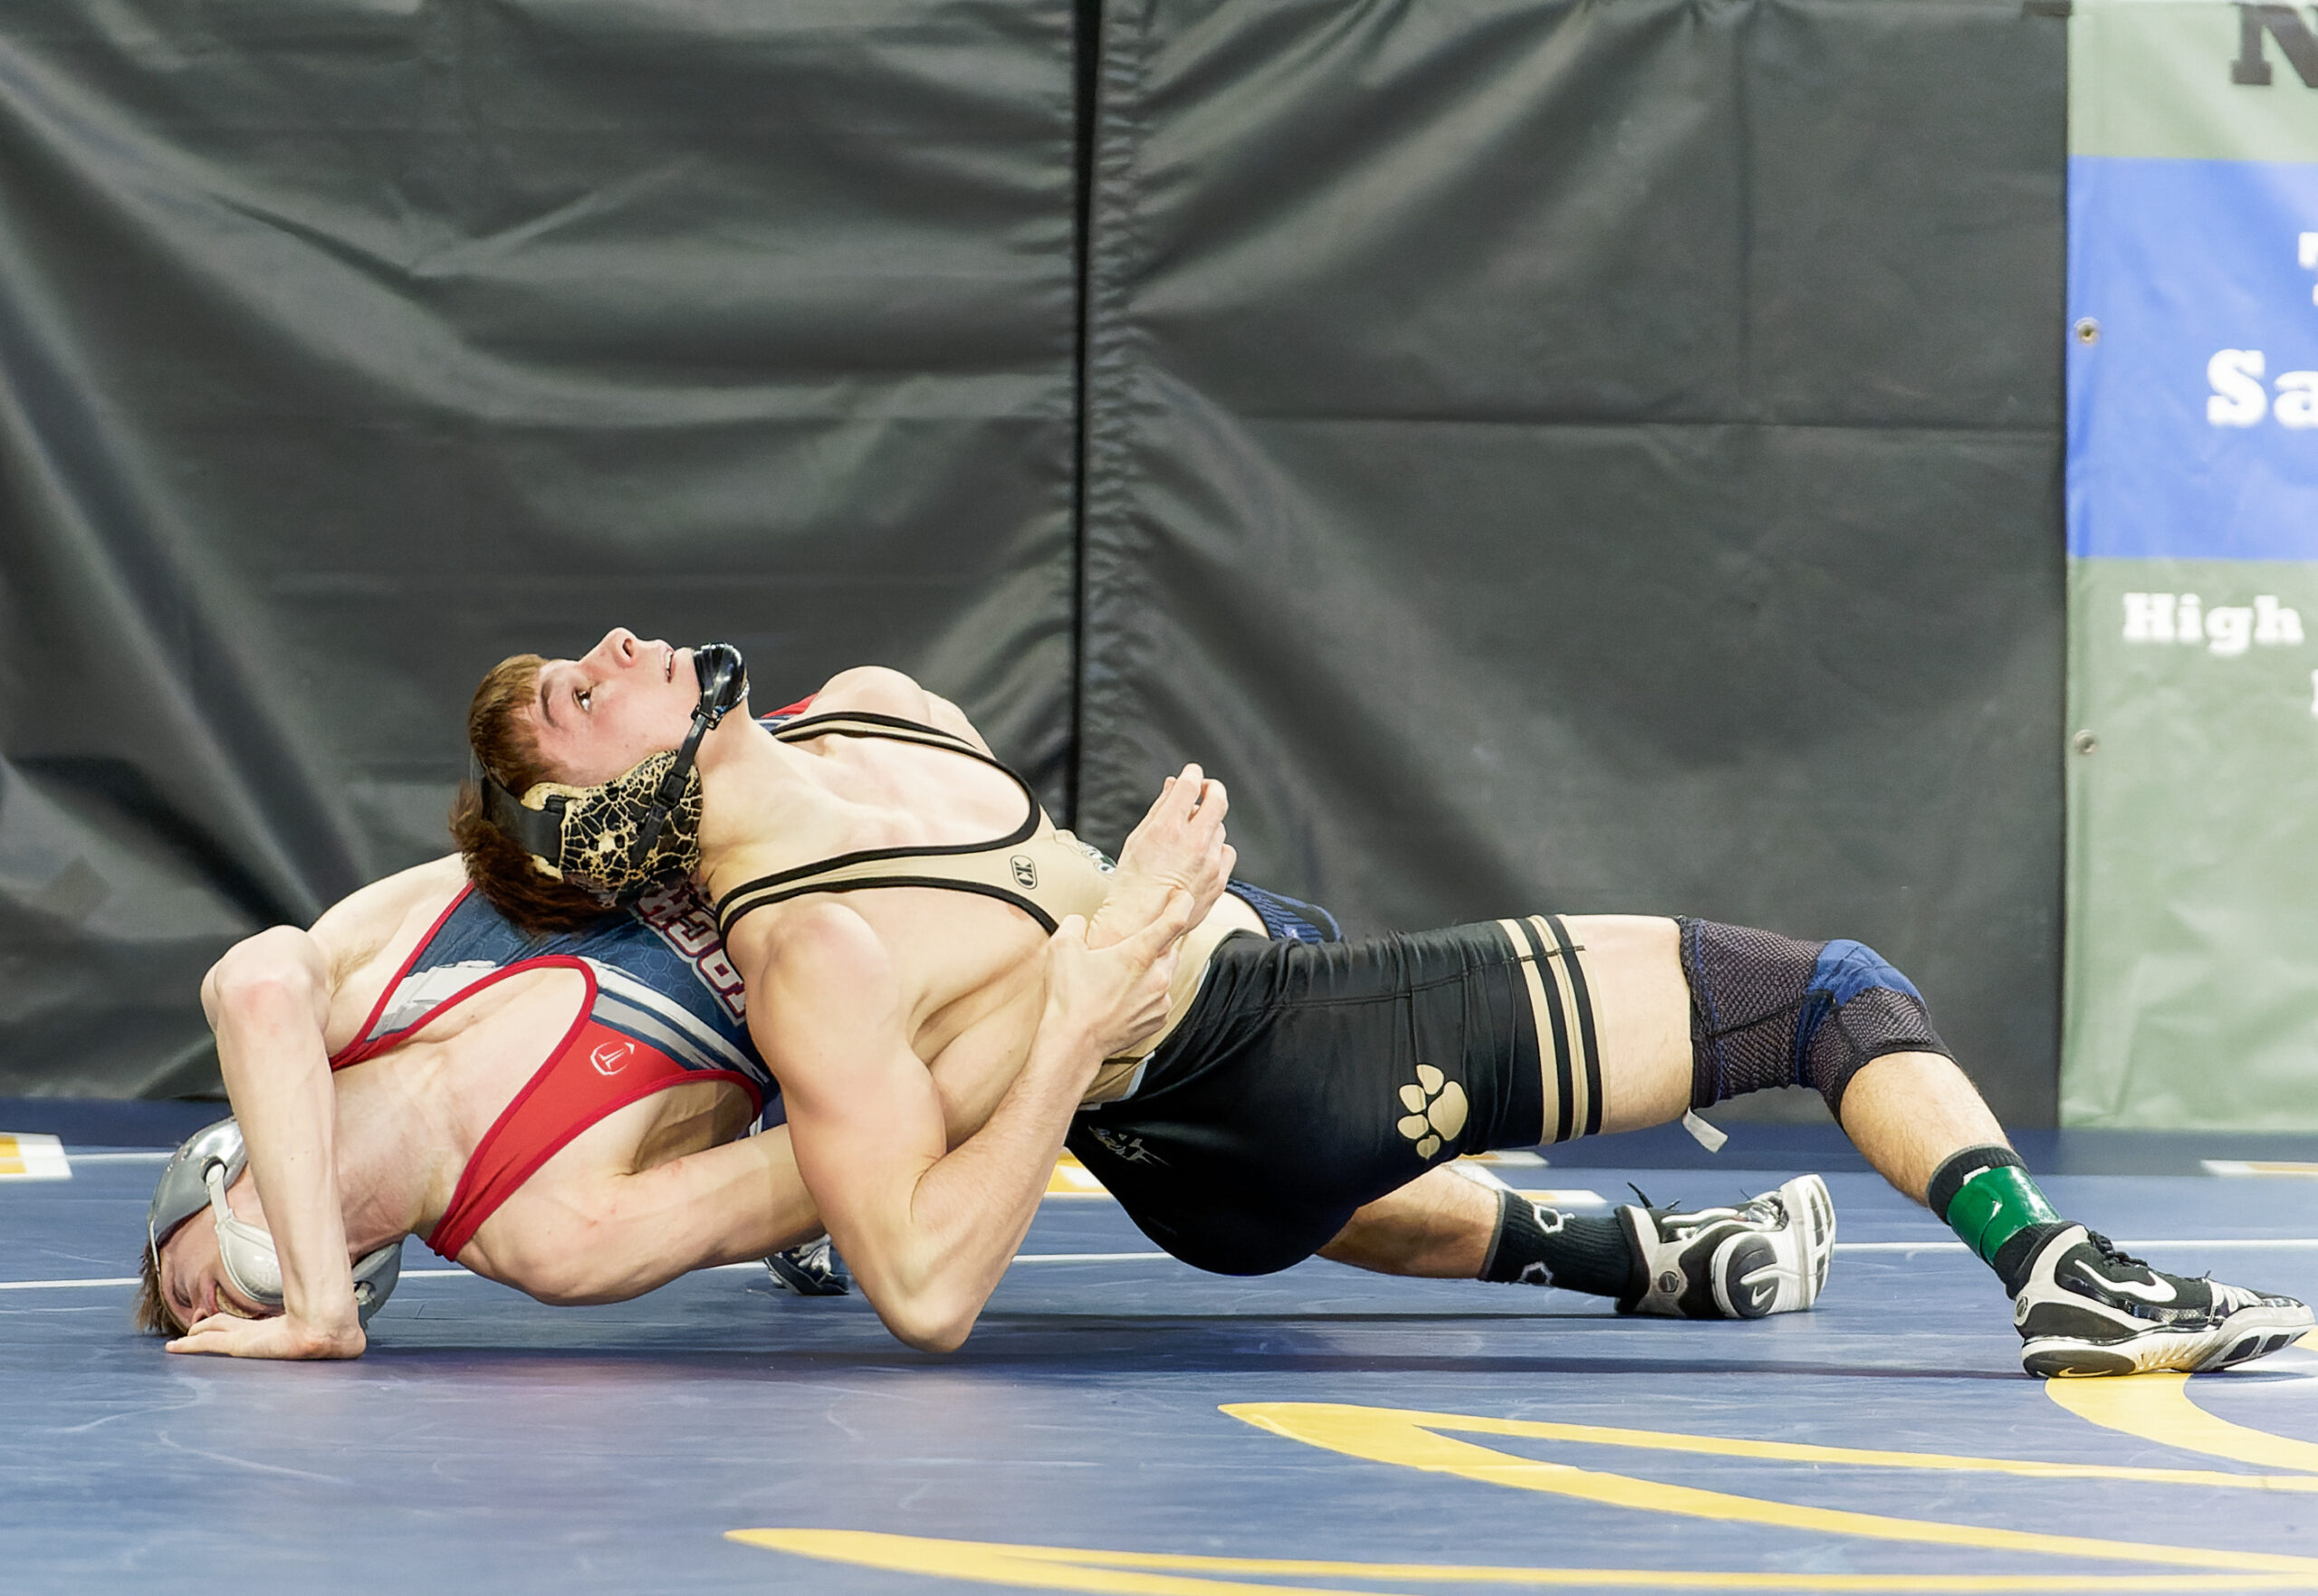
[1499,917,1567,1144]
[1529,914,1595,1141]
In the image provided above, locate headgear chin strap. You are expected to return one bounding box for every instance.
[477,642,749,905]
[148,1118,402,1327]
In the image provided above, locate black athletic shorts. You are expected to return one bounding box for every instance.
[1067,918,1583,1276]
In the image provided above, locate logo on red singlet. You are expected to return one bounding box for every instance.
[631,881,749,1022]
[590,1040,635,1076]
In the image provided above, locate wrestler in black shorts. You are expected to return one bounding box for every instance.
[1069,918,1573,1276]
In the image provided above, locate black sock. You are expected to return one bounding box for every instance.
[1480,1188,1636,1297]
[1992,1220,2074,1297]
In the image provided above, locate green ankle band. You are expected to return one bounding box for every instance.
[1945,1164,2062,1264]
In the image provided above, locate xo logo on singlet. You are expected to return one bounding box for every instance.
[1395,1064,1468,1161]
[591,1040,635,1077]
[1011,855,1038,890]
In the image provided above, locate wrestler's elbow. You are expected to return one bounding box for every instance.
[503,1247,631,1308]
[493,1215,665,1307]
[874,1281,980,1353]
[521,1272,625,1309]
[856,1244,983,1352]
[201,927,326,1032]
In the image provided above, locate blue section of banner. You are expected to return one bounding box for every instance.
[2068,155,2318,559]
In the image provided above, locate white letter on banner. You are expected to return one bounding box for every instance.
[2209,349,2269,425]
[2123,592,2176,642]
[2276,370,2318,428]
[2256,596,2306,645]
[2208,606,2255,656]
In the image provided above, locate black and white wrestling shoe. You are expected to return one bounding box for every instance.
[2013,1225,2312,1377]
[1615,1174,1835,1320]
[765,1235,850,1297]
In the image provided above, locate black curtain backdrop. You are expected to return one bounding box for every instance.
[0,0,1081,1096]
[1078,0,2068,1125]
[0,0,2069,1124]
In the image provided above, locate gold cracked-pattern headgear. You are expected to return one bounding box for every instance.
[514,750,706,903]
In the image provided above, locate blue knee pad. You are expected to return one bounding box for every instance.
[1681,920,1949,1117]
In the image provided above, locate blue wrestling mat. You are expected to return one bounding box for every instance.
[7,1103,2318,1594]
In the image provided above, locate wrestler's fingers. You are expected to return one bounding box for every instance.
[1195,782,1232,847]
[1135,767,1195,828]
[1051,913,1089,950]
[165,1314,241,1355]
[1184,778,1228,838]
[1174,764,1205,812]
[1123,888,1194,954]
[1139,921,1186,982]
[1144,943,1183,1003]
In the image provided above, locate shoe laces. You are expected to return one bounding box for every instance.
[2082,1230,2189,1294]
[2079,1230,2280,1314]
[2082,1230,2147,1273]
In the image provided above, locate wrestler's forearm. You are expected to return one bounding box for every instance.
[859,1003,1102,1346]
[202,929,363,1348]
[853,904,1188,1345]
[511,1128,830,1304]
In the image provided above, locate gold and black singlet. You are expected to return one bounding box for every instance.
[713,710,1114,942]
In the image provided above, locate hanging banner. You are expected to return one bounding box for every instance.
[2066,0,2318,1124]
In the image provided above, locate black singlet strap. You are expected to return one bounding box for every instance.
[771,709,996,760]
[714,710,1049,940]
[717,875,1059,939]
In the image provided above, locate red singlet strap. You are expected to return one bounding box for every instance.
[426,1017,752,1260]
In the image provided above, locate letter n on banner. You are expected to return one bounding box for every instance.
[2066,0,2318,1125]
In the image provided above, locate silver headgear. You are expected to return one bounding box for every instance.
[147,1118,401,1327]
[477,642,749,905]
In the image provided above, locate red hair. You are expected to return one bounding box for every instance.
[448,654,622,933]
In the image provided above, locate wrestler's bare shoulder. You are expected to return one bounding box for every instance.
[308,855,466,970]
[809,665,990,753]
[307,855,471,1047]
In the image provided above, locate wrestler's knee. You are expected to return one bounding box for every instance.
[1677,919,1949,1118]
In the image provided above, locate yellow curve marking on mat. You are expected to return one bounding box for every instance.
[725,1528,2315,1592]
[1222,1402,2318,1575]
[1224,1405,2318,1490]
[2047,1369,2318,1473]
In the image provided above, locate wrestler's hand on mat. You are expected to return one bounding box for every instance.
[1094,764,1235,950]
[1048,890,1193,1061]
[167,1308,364,1361]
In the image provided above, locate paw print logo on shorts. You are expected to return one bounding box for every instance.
[1395,1064,1469,1161]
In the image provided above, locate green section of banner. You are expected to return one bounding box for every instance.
[2072,0,2318,163]
[2064,559,2318,1127]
